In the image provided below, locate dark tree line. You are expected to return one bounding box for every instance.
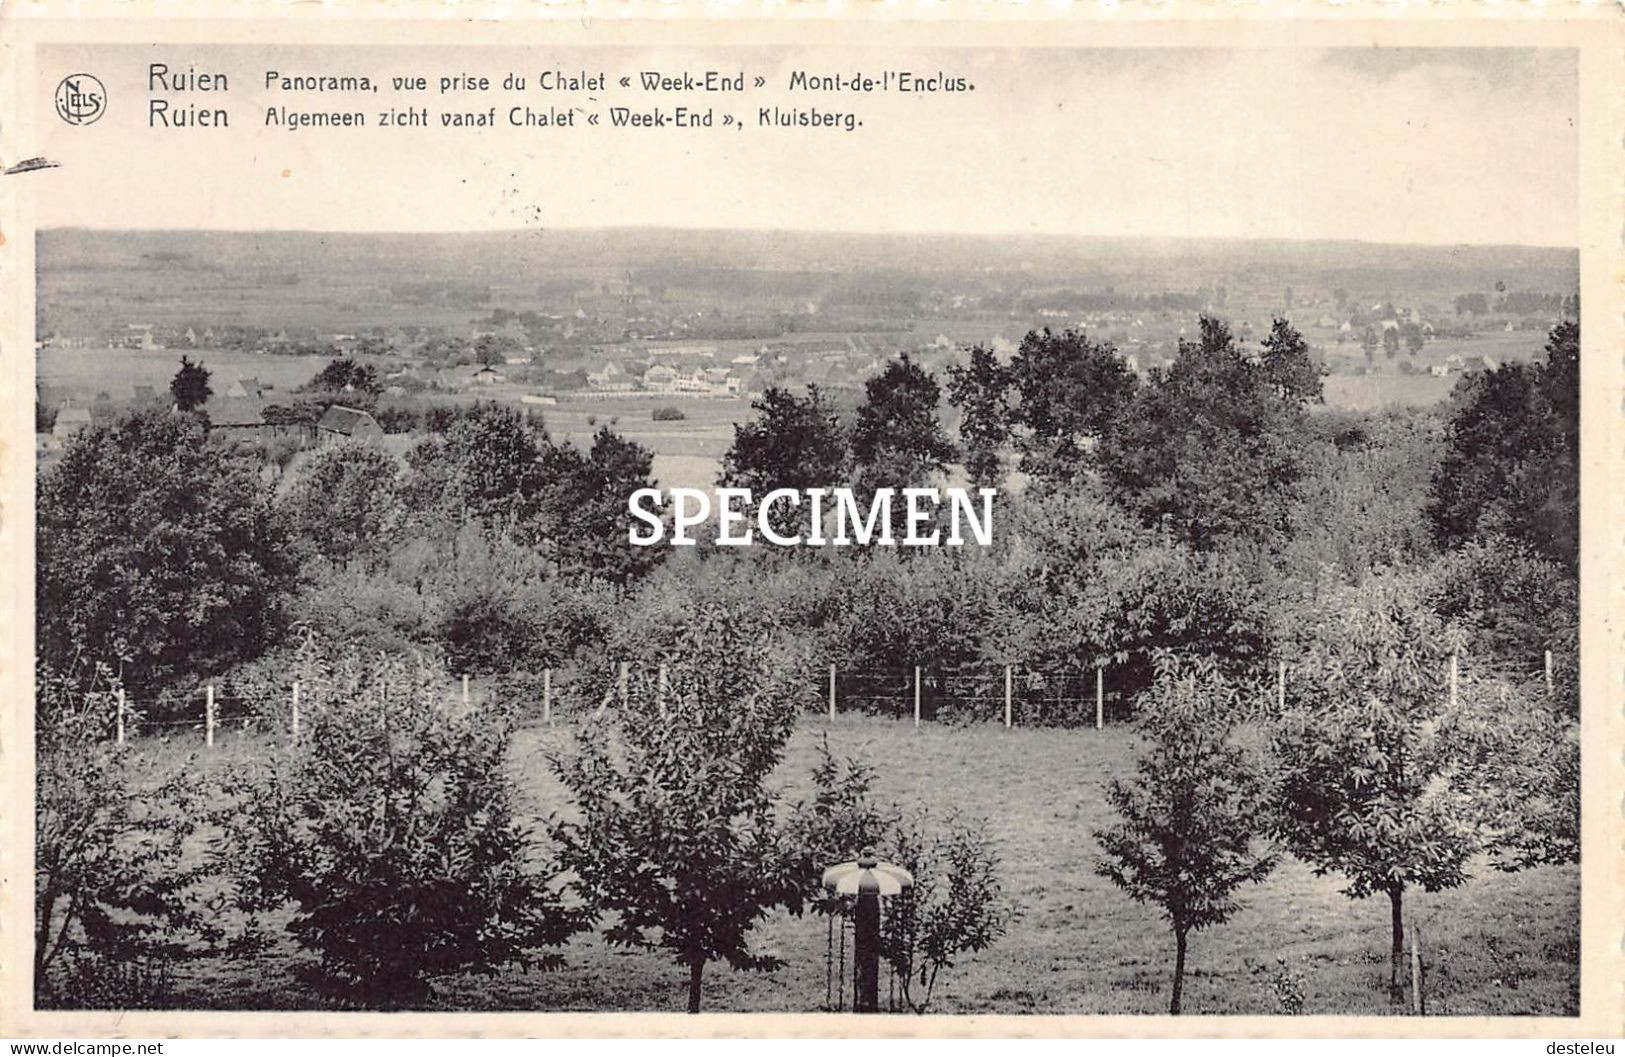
[37,399,662,695]
[1428,320,1579,571]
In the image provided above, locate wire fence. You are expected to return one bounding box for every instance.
[64,648,1567,749]
[827,665,1133,727]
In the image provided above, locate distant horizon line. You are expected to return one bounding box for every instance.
[36,224,1579,254]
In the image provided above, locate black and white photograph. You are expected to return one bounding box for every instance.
[5,17,1618,1038]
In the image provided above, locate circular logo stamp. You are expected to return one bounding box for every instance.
[54,74,106,126]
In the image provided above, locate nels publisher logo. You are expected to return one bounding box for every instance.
[54,73,106,125]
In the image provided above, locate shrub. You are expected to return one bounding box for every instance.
[35,663,228,1006]
[787,738,1011,1014]
[879,810,1011,1013]
[651,405,687,421]
[227,643,582,1004]
[1427,535,1578,699]
[279,442,406,567]
[784,737,899,894]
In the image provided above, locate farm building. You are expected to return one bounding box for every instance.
[643,364,679,391]
[316,405,384,444]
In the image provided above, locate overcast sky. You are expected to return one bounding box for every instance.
[35,45,1577,247]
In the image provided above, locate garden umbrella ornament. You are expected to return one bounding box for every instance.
[822,849,914,1013]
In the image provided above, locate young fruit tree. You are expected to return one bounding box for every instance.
[228,641,583,1005]
[549,605,809,1013]
[1093,656,1277,1014]
[1272,575,1483,1003]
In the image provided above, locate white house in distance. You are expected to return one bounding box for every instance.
[52,405,93,440]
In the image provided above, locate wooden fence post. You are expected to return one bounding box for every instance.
[618,661,629,707]
[1095,668,1104,731]
[1449,653,1459,709]
[462,674,471,707]
[913,666,921,729]
[1409,916,1424,1015]
[542,669,553,726]
[1003,665,1013,729]
[291,680,301,741]
[116,688,126,745]
[1545,649,1554,693]
[657,663,669,719]
[1277,660,1286,711]
[828,662,836,721]
[205,684,216,748]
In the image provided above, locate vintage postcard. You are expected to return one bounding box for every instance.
[1,4,1621,1041]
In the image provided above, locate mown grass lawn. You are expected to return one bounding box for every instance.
[142,714,1577,1016]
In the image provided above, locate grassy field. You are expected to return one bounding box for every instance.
[134,714,1577,1017]
[1315,331,1548,411]
[37,347,351,400]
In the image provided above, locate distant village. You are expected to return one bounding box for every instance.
[37,277,1577,451]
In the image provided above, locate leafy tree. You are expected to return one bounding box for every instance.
[35,663,230,1006]
[261,402,323,427]
[549,605,809,1013]
[1382,326,1401,360]
[1259,318,1325,405]
[304,356,382,396]
[1096,317,1311,551]
[785,737,898,884]
[851,353,957,490]
[37,409,294,692]
[474,334,520,367]
[1005,328,1137,479]
[279,442,405,567]
[228,643,583,1004]
[1360,326,1379,364]
[1094,657,1276,1013]
[536,426,664,584]
[1282,409,1443,583]
[1427,321,1579,570]
[1273,575,1482,1003]
[1403,323,1425,356]
[169,356,212,412]
[1426,535,1577,685]
[1087,545,1273,699]
[720,385,848,536]
[944,344,1013,487]
[403,407,661,583]
[403,403,549,537]
[879,810,1011,1013]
